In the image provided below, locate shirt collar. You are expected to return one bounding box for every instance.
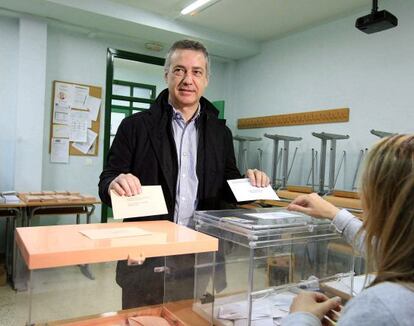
[171,104,201,123]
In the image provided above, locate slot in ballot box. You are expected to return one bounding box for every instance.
[193,208,356,326]
[15,221,218,325]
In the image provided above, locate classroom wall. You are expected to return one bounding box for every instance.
[0,16,18,251]
[0,16,18,192]
[15,18,47,192]
[226,0,414,190]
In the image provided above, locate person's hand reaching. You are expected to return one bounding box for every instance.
[287,193,339,220]
[290,291,342,324]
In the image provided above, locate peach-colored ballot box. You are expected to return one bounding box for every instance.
[15,221,218,325]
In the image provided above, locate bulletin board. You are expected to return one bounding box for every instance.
[49,80,102,159]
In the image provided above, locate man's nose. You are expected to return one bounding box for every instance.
[182,71,193,84]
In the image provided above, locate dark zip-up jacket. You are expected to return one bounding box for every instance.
[99,88,241,221]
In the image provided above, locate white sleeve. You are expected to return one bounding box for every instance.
[332,209,365,254]
[282,312,322,326]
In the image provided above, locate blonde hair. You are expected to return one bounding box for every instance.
[361,135,414,286]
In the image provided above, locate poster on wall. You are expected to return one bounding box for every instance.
[54,82,74,107]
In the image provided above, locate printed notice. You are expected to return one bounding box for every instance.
[110,186,168,219]
[50,138,69,163]
[53,124,70,138]
[227,178,279,202]
[72,85,90,109]
[54,82,74,107]
[69,109,88,142]
[53,105,70,125]
[85,95,101,121]
[72,129,97,154]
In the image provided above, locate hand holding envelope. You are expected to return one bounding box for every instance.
[110,186,168,219]
[227,178,280,202]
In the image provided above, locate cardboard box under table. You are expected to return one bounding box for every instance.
[15,221,218,325]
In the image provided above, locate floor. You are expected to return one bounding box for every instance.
[0,262,121,325]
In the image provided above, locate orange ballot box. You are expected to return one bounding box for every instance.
[15,221,218,326]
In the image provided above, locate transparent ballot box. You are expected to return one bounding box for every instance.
[193,208,356,326]
[15,221,218,325]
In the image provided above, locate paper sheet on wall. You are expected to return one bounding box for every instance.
[85,95,101,121]
[53,105,70,125]
[50,138,69,163]
[87,139,97,154]
[55,82,74,107]
[72,129,97,154]
[72,85,89,109]
[69,109,88,142]
[110,186,168,219]
[52,124,70,138]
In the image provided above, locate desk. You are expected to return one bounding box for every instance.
[0,202,26,282]
[23,199,99,227]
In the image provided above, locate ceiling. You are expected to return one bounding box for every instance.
[114,0,371,42]
[0,0,374,59]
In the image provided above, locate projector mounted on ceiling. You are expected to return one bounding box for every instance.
[355,0,398,34]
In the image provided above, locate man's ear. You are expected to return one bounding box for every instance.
[164,71,168,83]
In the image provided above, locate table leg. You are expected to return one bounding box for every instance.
[13,244,29,291]
[80,205,95,280]
[78,264,95,280]
[86,204,95,224]
[11,215,17,282]
[5,216,10,277]
[26,208,34,227]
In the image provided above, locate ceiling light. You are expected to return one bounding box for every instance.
[181,0,214,15]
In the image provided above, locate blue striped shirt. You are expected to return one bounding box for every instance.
[171,106,200,227]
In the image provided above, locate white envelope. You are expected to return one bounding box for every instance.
[227,178,279,202]
[110,186,168,219]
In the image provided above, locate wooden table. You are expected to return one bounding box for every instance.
[22,199,100,227]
